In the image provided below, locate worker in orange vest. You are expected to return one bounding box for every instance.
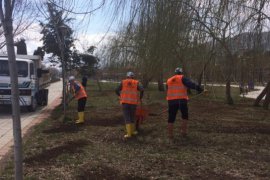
[115,72,144,138]
[69,76,88,124]
[166,68,203,138]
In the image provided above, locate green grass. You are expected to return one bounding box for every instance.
[1,82,269,179]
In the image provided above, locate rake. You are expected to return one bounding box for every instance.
[135,100,149,130]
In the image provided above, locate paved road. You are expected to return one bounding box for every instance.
[0,81,62,160]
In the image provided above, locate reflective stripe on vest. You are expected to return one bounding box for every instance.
[120,79,139,105]
[120,90,138,95]
[167,86,187,90]
[72,81,87,100]
[166,75,188,100]
[168,93,188,97]
[121,97,138,103]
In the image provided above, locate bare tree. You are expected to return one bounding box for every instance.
[245,0,270,108]
[103,0,196,89]
[184,0,253,104]
[0,0,23,179]
[51,0,270,106]
[0,0,38,50]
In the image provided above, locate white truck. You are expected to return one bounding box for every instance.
[0,54,50,111]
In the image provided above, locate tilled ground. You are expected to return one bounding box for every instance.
[1,89,270,180]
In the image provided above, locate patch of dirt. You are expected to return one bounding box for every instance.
[24,139,90,165]
[91,129,124,144]
[4,95,269,179]
[197,120,270,134]
[131,157,237,180]
[240,151,270,164]
[85,115,124,127]
[42,123,80,134]
[189,169,240,180]
[199,125,270,134]
[76,164,146,180]
[190,100,230,114]
[186,99,270,134]
[147,102,166,112]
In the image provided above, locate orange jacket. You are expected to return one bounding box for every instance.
[120,79,139,105]
[71,81,87,100]
[166,75,188,100]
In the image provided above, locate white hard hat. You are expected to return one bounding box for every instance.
[68,76,75,81]
[175,67,183,74]
[126,71,134,78]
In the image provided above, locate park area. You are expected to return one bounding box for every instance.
[1,0,270,179]
[1,82,269,179]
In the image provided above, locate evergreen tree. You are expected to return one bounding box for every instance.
[40,2,78,70]
[80,46,100,77]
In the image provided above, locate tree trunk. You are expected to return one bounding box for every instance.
[226,79,234,105]
[48,5,67,117]
[1,11,23,180]
[142,75,151,88]
[263,86,270,109]
[198,53,214,87]
[142,79,150,88]
[224,52,234,105]
[254,81,270,107]
[258,68,263,85]
[96,77,102,92]
[197,71,203,87]
[61,51,67,117]
[157,73,164,91]
[240,58,244,89]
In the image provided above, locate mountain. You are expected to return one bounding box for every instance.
[230,31,270,54]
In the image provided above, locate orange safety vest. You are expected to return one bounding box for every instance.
[120,79,139,105]
[166,75,188,100]
[72,81,87,100]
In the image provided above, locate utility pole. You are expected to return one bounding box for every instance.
[0,1,23,179]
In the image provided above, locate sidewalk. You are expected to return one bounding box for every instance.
[242,86,265,99]
[208,84,265,99]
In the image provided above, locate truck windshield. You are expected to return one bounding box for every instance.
[0,60,28,77]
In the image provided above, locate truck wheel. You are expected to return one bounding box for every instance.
[27,97,37,112]
[43,93,48,106]
[42,89,49,106]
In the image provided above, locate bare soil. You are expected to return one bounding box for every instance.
[1,86,270,180]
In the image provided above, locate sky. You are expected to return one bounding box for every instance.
[20,0,128,55]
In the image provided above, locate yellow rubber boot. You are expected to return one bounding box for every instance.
[131,123,138,135]
[124,124,132,138]
[76,112,84,124]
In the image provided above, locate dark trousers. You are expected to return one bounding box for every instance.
[168,99,188,123]
[122,103,137,124]
[78,97,87,112]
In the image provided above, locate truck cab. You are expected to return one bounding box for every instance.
[0,55,50,111]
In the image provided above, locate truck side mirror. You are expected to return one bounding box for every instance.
[37,68,42,78]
